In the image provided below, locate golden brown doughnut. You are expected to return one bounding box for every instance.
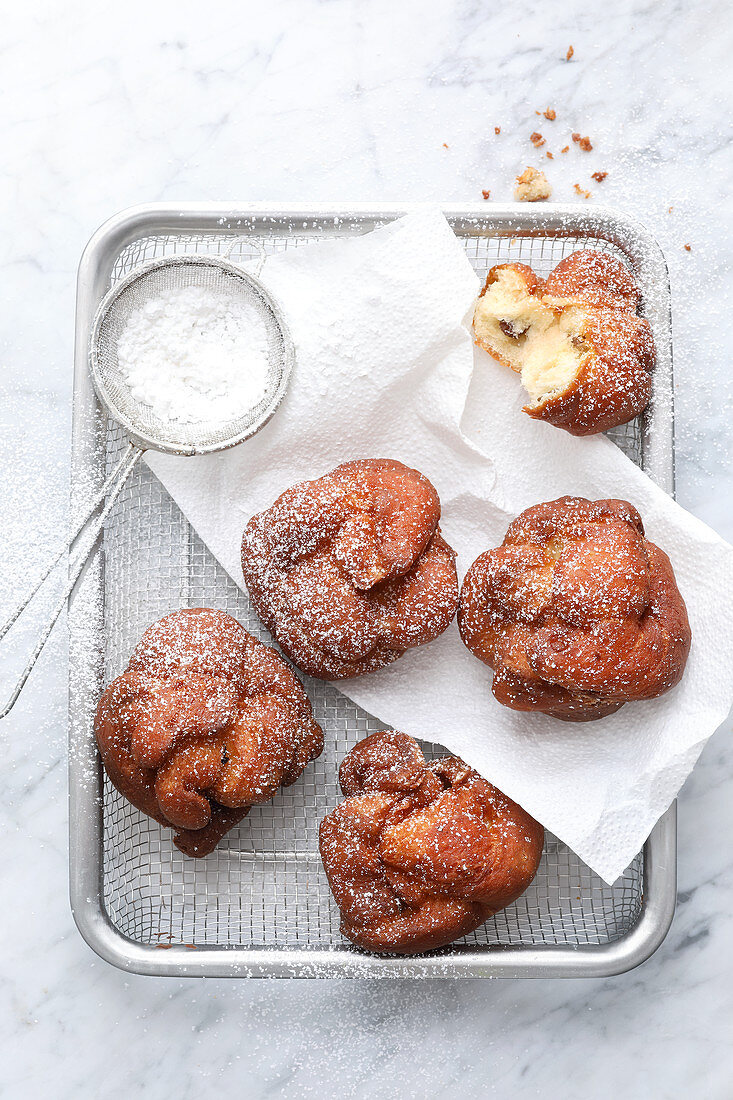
[241,459,459,680]
[319,730,544,954]
[472,250,656,435]
[95,608,323,856]
[458,496,691,721]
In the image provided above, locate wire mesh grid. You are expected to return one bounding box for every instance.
[99,223,646,954]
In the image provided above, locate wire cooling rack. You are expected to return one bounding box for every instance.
[69,205,676,977]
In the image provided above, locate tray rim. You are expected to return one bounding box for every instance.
[69,201,677,979]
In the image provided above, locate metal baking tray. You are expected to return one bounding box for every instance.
[69,203,677,978]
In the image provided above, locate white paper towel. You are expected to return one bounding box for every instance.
[146,209,733,883]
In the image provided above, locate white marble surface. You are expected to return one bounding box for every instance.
[1,1,731,1096]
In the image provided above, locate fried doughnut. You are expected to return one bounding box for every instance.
[241,459,459,679]
[458,496,691,721]
[95,608,323,856]
[472,250,656,435]
[319,730,544,954]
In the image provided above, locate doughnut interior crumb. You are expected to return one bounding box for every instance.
[514,166,552,202]
[473,267,585,405]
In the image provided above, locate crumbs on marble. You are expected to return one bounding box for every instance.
[483,69,601,203]
[684,244,692,252]
[566,44,574,60]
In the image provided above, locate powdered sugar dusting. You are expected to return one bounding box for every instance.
[116,285,270,424]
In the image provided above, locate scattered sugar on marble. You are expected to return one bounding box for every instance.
[116,284,270,424]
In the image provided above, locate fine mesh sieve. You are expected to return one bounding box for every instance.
[1,253,293,717]
[90,254,293,455]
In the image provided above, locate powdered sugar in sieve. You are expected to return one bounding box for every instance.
[116,284,271,426]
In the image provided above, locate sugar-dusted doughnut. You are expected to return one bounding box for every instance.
[241,459,459,679]
[458,496,691,721]
[95,608,323,856]
[319,730,544,953]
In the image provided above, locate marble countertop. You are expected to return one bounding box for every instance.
[1,1,731,1096]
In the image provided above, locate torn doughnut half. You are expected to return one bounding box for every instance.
[472,250,656,436]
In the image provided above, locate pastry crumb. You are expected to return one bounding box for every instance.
[546,151,554,159]
[494,126,501,135]
[561,145,570,154]
[543,107,557,121]
[566,45,574,60]
[684,243,691,251]
[530,132,546,147]
[482,189,491,200]
[572,133,593,151]
[574,183,592,199]
[515,166,552,202]
[442,142,449,149]
[591,171,607,182]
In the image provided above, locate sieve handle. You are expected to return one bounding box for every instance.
[0,443,144,720]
